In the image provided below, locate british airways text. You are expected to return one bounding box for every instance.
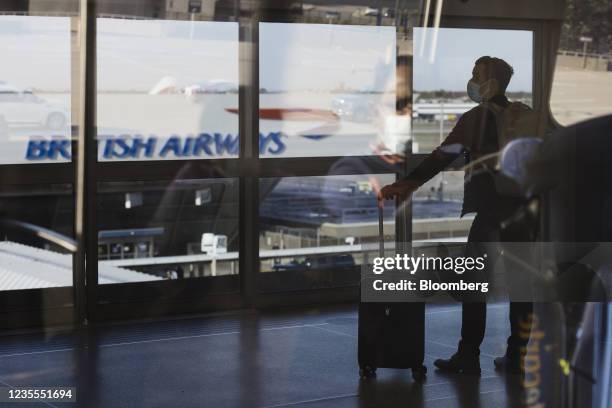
[25,132,286,160]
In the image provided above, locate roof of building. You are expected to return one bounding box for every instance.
[0,241,161,291]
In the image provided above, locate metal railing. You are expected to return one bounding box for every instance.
[0,219,77,253]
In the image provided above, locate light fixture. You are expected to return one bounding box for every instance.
[195,188,212,206]
[125,192,143,209]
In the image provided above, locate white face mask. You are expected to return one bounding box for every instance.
[466,79,483,103]
[382,114,411,154]
[467,78,498,103]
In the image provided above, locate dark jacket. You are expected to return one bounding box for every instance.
[402,94,522,217]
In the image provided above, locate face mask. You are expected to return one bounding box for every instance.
[467,79,483,103]
[382,114,411,154]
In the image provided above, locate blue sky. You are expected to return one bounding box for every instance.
[413,27,533,92]
[1,17,532,93]
[259,23,396,92]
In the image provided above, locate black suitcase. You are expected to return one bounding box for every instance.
[357,201,427,381]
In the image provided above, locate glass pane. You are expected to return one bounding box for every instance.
[259,174,394,291]
[96,18,239,161]
[259,23,409,157]
[412,27,533,153]
[412,171,474,242]
[0,15,74,164]
[551,4,612,125]
[0,3,78,292]
[97,179,238,283]
[0,184,74,290]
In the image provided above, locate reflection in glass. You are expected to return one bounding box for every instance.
[0,16,72,165]
[411,171,474,242]
[97,179,238,283]
[259,174,395,273]
[412,27,533,153]
[0,184,73,290]
[259,23,403,157]
[96,18,239,161]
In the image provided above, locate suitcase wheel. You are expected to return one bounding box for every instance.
[359,366,377,379]
[412,366,427,382]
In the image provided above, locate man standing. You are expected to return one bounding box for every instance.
[380,56,532,375]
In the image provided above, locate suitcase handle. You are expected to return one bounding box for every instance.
[378,199,384,258]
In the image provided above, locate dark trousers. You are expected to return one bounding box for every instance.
[458,213,533,356]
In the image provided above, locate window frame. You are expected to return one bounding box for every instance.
[0,4,549,328]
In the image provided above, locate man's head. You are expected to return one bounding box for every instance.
[467,56,514,102]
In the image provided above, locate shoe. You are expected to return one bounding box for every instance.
[434,353,481,375]
[494,355,523,375]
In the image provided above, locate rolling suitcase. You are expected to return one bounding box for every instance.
[357,201,427,381]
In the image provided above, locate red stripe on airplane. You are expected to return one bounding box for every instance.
[225,108,339,121]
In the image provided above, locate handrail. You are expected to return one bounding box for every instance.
[0,219,77,253]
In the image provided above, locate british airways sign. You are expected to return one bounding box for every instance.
[24,132,287,161]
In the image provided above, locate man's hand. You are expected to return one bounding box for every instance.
[378,180,420,202]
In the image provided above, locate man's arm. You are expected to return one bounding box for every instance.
[379,113,471,200]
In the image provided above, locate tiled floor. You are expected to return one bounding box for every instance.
[0,303,530,408]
